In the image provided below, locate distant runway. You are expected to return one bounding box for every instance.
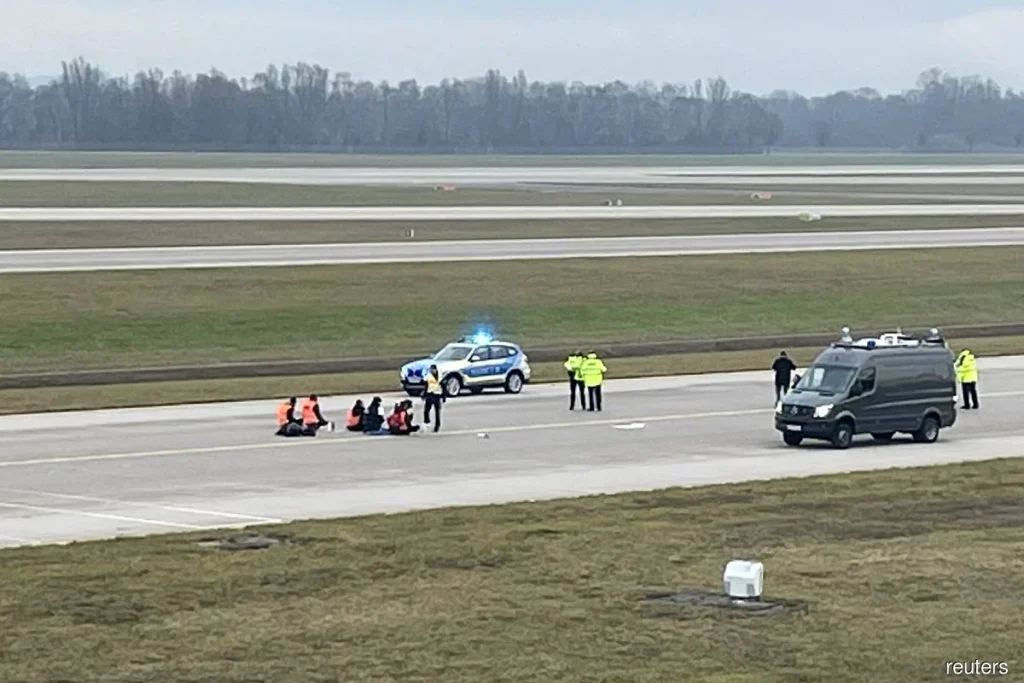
[2,228,1022,273]
[4,165,1024,186]
[5,204,1024,222]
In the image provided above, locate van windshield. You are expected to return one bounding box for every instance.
[795,364,856,394]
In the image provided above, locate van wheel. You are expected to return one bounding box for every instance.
[871,432,895,442]
[783,432,803,446]
[913,416,940,443]
[831,420,854,449]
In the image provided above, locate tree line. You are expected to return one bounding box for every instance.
[1,59,1022,153]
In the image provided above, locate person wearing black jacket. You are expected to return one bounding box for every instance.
[772,351,797,402]
[362,397,385,433]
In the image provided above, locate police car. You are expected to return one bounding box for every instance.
[400,334,531,397]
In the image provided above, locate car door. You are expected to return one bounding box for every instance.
[847,365,882,433]
[463,345,496,385]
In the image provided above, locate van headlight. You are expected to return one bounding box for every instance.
[813,404,833,418]
[775,401,783,414]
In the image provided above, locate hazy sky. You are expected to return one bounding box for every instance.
[2,0,1024,95]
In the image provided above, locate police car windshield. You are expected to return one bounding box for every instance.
[432,344,473,362]
[795,364,855,393]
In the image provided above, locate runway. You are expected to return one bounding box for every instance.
[6,203,1024,223]
[2,357,1023,548]
[5,165,1024,186]
[2,228,1022,272]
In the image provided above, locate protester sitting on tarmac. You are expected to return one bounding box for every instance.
[346,399,365,431]
[301,394,335,434]
[387,400,420,435]
[362,397,385,433]
[275,397,303,437]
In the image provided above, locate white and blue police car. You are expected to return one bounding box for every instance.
[400,333,531,397]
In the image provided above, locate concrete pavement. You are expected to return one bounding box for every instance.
[4,165,1024,186]
[2,228,1023,273]
[6,204,1024,222]
[2,357,1022,548]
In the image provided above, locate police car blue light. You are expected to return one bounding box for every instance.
[400,337,531,397]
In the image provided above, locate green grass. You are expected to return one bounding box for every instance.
[4,335,1022,415]
[3,150,1024,168]
[1,215,1018,250]
[0,180,987,208]
[0,248,1022,374]
[1,457,1022,682]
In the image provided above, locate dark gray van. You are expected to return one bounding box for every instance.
[774,329,957,449]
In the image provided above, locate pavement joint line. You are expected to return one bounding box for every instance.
[0,487,283,523]
[0,501,215,530]
[0,407,769,469]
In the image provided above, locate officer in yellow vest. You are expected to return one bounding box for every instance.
[579,351,607,412]
[563,349,586,410]
[423,364,445,432]
[954,348,979,409]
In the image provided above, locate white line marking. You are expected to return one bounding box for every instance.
[0,501,219,530]
[0,487,282,523]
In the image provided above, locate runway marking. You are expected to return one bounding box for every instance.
[0,501,228,530]
[1,391,1022,471]
[0,487,282,523]
[0,407,768,468]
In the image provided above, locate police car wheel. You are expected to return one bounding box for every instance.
[504,371,524,394]
[443,375,463,397]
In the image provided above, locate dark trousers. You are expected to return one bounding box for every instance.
[775,382,789,402]
[568,372,586,410]
[424,394,443,432]
[961,382,979,409]
[587,384,603,411]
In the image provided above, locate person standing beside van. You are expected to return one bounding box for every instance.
[772,351,797,402]
[955,348,979,410]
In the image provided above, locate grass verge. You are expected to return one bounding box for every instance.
[1,457,1022,682]
[0,180,980,208]
[1,248,1022,374]
[0,215,1019,250]
[3,150,1024,167]
[2,335,1021,414]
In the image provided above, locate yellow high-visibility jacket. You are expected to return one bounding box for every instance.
[579,354,607,388]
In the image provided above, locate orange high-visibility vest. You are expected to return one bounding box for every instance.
[301,399,317,424]
[276,402,291,426]
[346,409,360,427]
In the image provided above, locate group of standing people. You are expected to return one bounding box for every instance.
[563,350,608,411]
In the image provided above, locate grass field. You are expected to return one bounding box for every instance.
[1,215,1019,250]
[0,180,994,208]
[3,150,1024,168]
[1,248,1022,374]
[4,334,1022,414]
[1,457,1021,682]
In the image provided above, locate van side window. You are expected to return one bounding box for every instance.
[858,367,876,393]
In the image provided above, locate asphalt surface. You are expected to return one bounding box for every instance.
[6,204,1024,222]
[1,357,1022,549]
[4,165,1024,185]
[2,228,1023,273]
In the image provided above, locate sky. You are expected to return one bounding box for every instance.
[2,0,1024,96]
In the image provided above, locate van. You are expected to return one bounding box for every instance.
[774,329,957,449]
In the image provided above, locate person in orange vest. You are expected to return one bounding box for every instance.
[275,397,302,437]
[387,399,420,435]
[301,394,335,435]
[346,399,365,432]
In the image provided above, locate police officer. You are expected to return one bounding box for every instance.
[563,349,586,410]
[423,364,445,432]
[955,348,979,409]
[580,351,607,412]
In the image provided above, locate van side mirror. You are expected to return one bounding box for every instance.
[849,382,862,397]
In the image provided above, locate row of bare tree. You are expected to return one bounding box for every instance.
[0,59,1021,152]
